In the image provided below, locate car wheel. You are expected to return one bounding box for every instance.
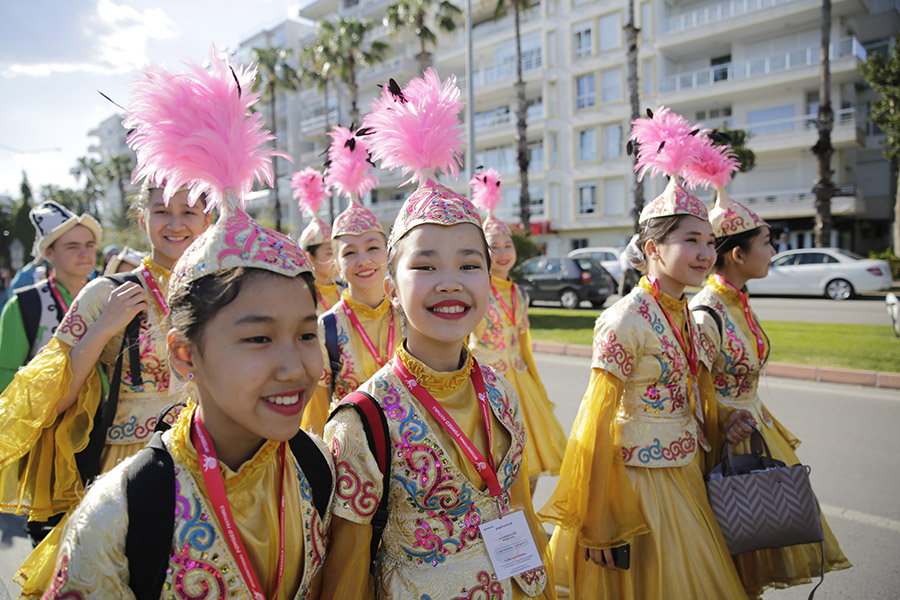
[825,278,854,300]
[559,288,580,310]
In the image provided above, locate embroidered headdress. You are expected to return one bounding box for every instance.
[630,106,708,224]
[682,137,765,238]
[363,68,480,245]
[470,168,510,239]
[123,46,312,295]
[29,201,102,260]
[292,167,333,250]
[327,125,383,238]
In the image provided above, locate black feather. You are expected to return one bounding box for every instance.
[626,140,634,156]
[355,127,373,137]
[229,66,242,97]
[657,141,665,153]
[690,128,699,136]
[646,108,654,118]
[97,91,126,111]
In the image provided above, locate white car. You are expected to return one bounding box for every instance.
[568,246,623,281]
[747,248,893,300]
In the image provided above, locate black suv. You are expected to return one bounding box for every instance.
[514,256,616,309]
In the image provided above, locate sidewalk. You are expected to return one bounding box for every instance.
[532,341,900,390]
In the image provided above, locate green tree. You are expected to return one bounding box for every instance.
[332,17,390,125]
[384,0,462,72]
[252,46,301,232]
[102,153,135,230]
[40,185,84,212]
[861,33,900,255]
[13,172,36,265]
[812,0,835,247]
[712,126,756,175]
[70,156,104,220]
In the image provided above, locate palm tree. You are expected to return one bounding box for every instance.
[812,0,835,247]
[624,0,644,232]
[252,46,301,232]
[493,0,532,235]
[70,156,104,219]
[103,153,135,229]
[300,22,339,134]
[384,0,462,72]
[332,17,390,125]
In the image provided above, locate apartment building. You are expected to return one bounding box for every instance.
[238,0,898,254]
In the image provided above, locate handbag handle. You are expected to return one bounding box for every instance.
[721,423,777,476]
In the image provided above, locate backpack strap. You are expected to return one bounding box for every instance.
[691,304,723,341]
[322,311,340,400]
[125,430,175,600]
[15,285,44,354]
[288,430,334,521]
[329,391,391,570]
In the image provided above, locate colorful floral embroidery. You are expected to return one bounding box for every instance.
[333,201,382,237]
[44,555,85,600]
[593,330,634,377]
[621,430,697,464]
[219,209,310,272]
[170,543,227,599]
[334,444,380,518]
[56,301,88,343]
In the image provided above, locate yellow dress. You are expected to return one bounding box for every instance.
[19,403,334,599]
[301,290,401,436]
[692,276,851,598]
[469,276,566,478]
[314,280,342,316]
[320,342,554,600]
[0,257,176,522]
[539,278,747,600]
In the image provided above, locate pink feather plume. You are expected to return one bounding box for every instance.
[291,167,330,216]
[324,126,379,200]
[469,168,503,213]
[124,46,290,211]
[629,106,704,181]
[681,138,741,190]
[363,68,465,185]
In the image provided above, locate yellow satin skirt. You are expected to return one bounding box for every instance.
[549,453,748,600]
[728,417,851,598]
[505,367,566,479]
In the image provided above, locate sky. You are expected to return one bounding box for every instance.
[0,0,308,199]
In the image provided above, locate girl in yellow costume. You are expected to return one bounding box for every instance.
[688,179,851,597]
[36,48,335,600]
[293,166,342,314]
[320,69,553,600]
[300,125,400,435]
[467,168,565,485]
[539,107,748,600]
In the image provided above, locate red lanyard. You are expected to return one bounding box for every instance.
[393,355,503,498]
[47,274,70,313]
[191,414,286,600]
[316,287,331,311]
[139,266,169,315]
[491,282,517,326]
[646,274,698,377]
[341,299,395,368]
[713,274,766,361]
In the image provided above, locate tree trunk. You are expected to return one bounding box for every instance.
[894,165,900,257]
[813,0,834,248]
[324,80,336,225]
[270,86,283,232]
[625,0,644,233]
[416,16,431,72]
[349,54,360,126]
[513,2,531,236]
[116,169,128,230]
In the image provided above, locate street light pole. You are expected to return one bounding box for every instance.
[465,0,476,180]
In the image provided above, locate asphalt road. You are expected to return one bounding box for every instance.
[2,354,898,598]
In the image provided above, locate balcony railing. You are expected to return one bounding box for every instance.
[300,109,339,133]
[471,6,541,40]
[661,37,866,93]
[460,48,543,90]
[735,107,858,137]
[472,103,543,131]
[732,183,857,206]
[662,0,798,34]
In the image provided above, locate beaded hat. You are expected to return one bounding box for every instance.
[292,167,333,250]
[123,46,312,297]
[326,125,383,239]
[470,168,511,239]
[363,68,478,244]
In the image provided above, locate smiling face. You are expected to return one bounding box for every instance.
[310,241,337,283]
[646,215,716,297]
[334,231,388,303]
[487,232,516,281]
[44,224,97,280]
[386,223,491,370]
[139,189,210,270]
[170,272,322,466]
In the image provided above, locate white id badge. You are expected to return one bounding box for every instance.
[477,510,544,581]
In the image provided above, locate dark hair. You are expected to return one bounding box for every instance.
[169,267,317,346]
[386,224,493,283]
[628,214,693,270]
[131,185,209,217]
[714,226,766,269]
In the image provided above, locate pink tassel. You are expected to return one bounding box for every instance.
[324,126,379,200]
[469,168,503,213]
[629,106,704,181]
[124,46,290,211]
[363,68,465,185]
[682,138,741,190]
[291,167,330,215]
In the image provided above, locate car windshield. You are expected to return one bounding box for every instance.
[836,249,865,260]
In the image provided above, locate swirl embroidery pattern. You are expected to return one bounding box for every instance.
[333,434,380,518]
[56,300,87,343]
[621,431,697,464]
[593,330,634,377]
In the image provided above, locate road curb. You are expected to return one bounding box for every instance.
[533,341,900,390]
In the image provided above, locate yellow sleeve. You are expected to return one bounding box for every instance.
[0,337,103,520]
[699,364,725,472]
[301,385,331,436]
[537,368,649,550]
[508,466,556,599]
[318,516,375,600]
[520,327,548,398]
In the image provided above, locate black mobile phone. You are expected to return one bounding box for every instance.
[610,543,630,570]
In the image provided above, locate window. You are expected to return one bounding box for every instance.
[642,59,653,96]
[573,23,592,58]
[520,259,542,275]
[798,252,838,265]
[598,13,620,52]
[600,68,622,103]
[476,145,515,173]
[602,177,625,215]
[527,97,544,120]
[529,142,544,170]
[530,183,545,216]
[711,55,731,82]
[772,254,799,267]
[571,238,589,251]
[578,183,597,214]
[603,123,622,159]
[575,74,595,109]
[641,3,652,41]
[747,105,795,135]
[577,129,597,162]
[548,132,558,167]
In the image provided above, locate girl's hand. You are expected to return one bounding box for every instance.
[583,546,618,570]
[96,282,149,335]
[723,409,756,444]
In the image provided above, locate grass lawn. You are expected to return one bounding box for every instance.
[528,307,900,373]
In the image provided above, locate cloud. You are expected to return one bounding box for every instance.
[0,0,179,78]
